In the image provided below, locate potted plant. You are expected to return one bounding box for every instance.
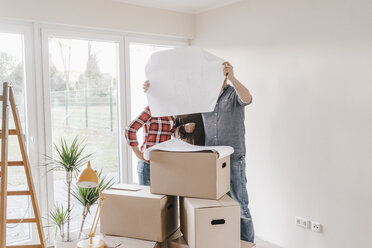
[46,136,91,248]
[72,170,115,239]
[48,204,79,248]
[49,204,68,242]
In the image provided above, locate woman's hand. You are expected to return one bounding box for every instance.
[132,146,149,163]
[143,80,150,92]
[184,122,196,133]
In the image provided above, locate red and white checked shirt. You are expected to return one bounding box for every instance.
[125,106,175,152]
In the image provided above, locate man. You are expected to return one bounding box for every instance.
[202,61,254,242]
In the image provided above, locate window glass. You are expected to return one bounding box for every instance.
[0,32,31,244]
[48,37,120,232]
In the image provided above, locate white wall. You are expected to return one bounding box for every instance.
[193,0,372,247]
[0,0,194,38]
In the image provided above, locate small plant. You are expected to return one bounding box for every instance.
[49,204,69,241]
[72,170,115,239]
[46,136,92,242]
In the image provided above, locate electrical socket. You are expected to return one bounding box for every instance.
[311,222,322,233]
[295,216,310,229]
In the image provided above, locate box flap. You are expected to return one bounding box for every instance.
[241,240,256,248]
[100,234,158,248]
[105,184,165,199]
[218,195,240,207]
[168,228,182,241]
[169,236,189,248]
[185,198,221,209]
[184,195,239,209]
[111,184,144,191]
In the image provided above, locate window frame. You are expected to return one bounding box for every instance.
[0,19,189,246]
[0,20,40,245]
[40,27,126,241]
[40,25,189,241]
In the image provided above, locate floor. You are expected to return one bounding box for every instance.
[255,237,282,248]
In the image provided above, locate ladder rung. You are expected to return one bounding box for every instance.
[6,218,36,224]
[7,245,42,248]
[7,190,30,196]
[0,129,17,135]
[8,161,24,166]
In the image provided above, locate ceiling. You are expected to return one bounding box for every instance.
[113,0,242,14]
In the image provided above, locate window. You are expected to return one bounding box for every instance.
[128,42,175,183]
[0,22,188,244]
[45,35,121,232]
[0,31,31,244]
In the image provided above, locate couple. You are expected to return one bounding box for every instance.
[125,61,254,243]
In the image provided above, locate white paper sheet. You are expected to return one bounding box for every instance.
[143,138,234,160]
[145,46,225,117]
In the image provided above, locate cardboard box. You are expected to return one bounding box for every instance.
[150,151,230,200]
[101,184,178,242]
[241,240,256,248]
[180,195,240,248]
[168,236,189,248]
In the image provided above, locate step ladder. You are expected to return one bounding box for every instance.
[0,82,46,248]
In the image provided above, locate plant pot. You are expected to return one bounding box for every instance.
[54,233,80,248]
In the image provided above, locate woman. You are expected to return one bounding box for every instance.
[125,100,175,185]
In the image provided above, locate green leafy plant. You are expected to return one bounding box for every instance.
[46,136,92,241]
[72,170,115,239]
[49,204,69,241]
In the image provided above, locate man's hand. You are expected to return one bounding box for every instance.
[223,61,235,81]
[222,61,252,104]
[143,80,150,93]
[184,122,196,133]
[132,146,149,163]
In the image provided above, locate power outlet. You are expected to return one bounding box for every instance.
[295,216,310,229]
[311,222,322,233]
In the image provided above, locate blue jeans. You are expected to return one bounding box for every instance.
[137,160,151,186]
[228,156,255,243]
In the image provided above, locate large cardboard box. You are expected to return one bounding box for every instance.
[150,151,230,200]
[180,195,240,248]
[101,184,178,242]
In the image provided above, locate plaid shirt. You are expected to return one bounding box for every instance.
[125,106,176,152]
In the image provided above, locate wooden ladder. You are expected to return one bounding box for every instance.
[0,82,46,248]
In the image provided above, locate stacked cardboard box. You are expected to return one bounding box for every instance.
[179,195,240,248]
[101,150,255,248]
[150,151,230,199]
